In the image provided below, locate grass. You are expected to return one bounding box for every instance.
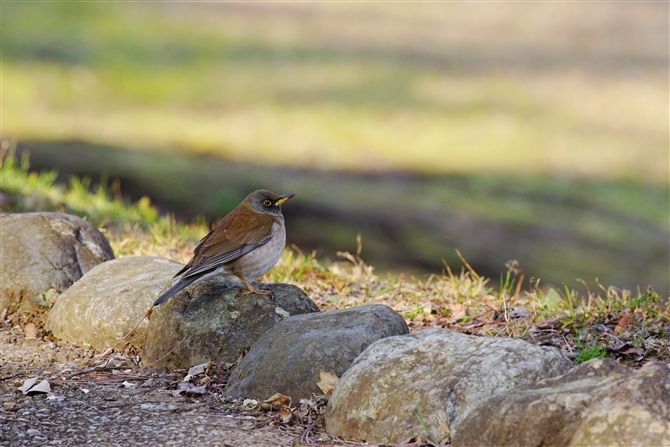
[2,152,668,367]
[13,140,670,294]
[4,2,668,293]
[415,402,450,445]
[2,0,669,366]
[574,342,608,363]
[0,144,206,260]
[3,2,668,179]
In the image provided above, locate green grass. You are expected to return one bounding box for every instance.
[0,144,153,225]
[574,343,608,363]
[4,2,667,291]
[2,3,668,354]
[9,139,670,293]
[0,145,206,259]
[415,402,450,445]
[2,154,669,366]
[3,2,668,179]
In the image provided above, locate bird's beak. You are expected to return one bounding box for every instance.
[276,193,295,205]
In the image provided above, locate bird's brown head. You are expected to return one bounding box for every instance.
[243,189,294,216]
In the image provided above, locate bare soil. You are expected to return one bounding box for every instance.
[0,327,350,447]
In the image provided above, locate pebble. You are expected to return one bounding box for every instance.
[2,329,296,447]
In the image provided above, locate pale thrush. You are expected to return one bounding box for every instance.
[153,189,294,306]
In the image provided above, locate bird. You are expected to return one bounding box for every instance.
[153,189,294,306]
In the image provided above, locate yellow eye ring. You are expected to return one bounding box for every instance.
[263,199,272,207]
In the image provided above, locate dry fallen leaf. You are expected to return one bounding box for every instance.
[422,302,433,315]
[184,361,211,382]
[509,306,531,318]
[29,380,51,394]
[615,314,631,333]
[449,304,467,323]
[295,400,310,419]
[187,361,209,377]
[24,323,39,340]
[263,393,292,409]
[242,399,258,407]
[316,367,339,394]
[279,406,294,424]
[18,378,38,394]
[19,378,50,394]
[174,382,207,395]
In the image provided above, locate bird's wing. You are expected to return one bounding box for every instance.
[173,227,215,277]
[179,210,277,280]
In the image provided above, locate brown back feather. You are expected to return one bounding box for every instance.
[178,201,278,278]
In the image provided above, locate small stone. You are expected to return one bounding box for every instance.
[26,428,41,436]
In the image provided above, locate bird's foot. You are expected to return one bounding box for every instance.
[235,275,275,301]
[236,277,275,302]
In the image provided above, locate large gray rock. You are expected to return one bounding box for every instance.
[142,279,319,368]
[324,329,573,444]
[0,212,114,324]
[453,358,670,447]
[225,304,409,402]
[45,256,183,350]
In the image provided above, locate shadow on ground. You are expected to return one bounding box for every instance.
[14,140,670,294]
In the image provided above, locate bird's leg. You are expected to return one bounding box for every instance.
[235,274,275,301]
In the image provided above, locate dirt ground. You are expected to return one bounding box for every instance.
[0,326,354,447]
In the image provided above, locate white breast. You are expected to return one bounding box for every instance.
[228,220,286,281]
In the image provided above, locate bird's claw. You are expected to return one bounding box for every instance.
[239,284,275,301]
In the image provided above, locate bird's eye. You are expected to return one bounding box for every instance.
[263,199,272,207]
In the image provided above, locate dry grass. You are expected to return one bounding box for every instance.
[111,224,670,368]
[283,247,670,366]
[3,149,669,367]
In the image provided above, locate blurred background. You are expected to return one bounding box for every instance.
[3,2,669,293]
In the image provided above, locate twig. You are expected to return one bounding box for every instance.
[389,273,404,300]
[0,373,23,382]
[0,416,57,426]
[647,307,670,322]
[111,306,154,351]
[300,413,325,444]
[514,270,525,297]
[601,332,624,345]
[455,248,480,280]
[144,330,191,368]
[501,293,511,336]
[101,400,165,410]
[67,362,122,379]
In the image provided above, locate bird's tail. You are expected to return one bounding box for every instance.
[153,278,193,306]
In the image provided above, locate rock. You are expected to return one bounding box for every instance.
[452,358,670,447]
[324,329,572,444]
[0,212,114,324]
[225,304,409,402]
[142,279,319,368]
[45,257,183,350]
